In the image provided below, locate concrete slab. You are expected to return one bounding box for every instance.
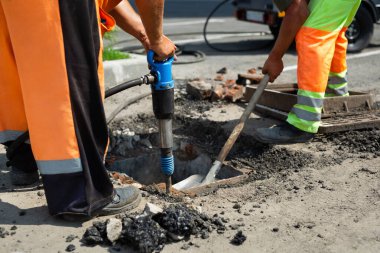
[103,53,148,89]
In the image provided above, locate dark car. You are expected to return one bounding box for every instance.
[234,0,380,52]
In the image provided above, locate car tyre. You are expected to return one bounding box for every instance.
[346,5,374,53]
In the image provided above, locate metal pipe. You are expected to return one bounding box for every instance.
[158,119,173,148]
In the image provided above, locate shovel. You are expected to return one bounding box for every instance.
[173,74,270,190]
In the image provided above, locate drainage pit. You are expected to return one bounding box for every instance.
[107,143,248,195]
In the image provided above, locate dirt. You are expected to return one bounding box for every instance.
[141,183,191,201]
[325,129,380,154]
[228,146,315,180]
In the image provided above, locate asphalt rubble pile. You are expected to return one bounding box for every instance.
[81,204,227,253]
[229,146,315,180]
[325,129,380,154]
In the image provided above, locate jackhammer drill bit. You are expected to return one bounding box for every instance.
[147,50,175,194]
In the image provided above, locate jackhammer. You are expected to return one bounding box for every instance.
[147,51,175,194]
[105,50,175,194]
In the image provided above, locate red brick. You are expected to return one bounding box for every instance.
[225,84,244,102]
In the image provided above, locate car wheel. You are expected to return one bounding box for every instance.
[346,5,373,53]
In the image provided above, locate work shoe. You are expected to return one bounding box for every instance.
[98,186,142,216]
[10,166,40,186]
[253,123,315,144]
[60,186,142,222]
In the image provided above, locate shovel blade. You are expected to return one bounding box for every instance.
[172,174,204,190]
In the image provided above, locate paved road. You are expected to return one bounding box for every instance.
[115,1,380,99]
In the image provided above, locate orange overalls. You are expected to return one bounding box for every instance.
[0,0,120,216]
[287,0,362,133]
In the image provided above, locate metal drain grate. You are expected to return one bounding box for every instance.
[245,84,380,133]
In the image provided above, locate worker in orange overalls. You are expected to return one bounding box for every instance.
[254,0,361,144]
[0,0,176,219]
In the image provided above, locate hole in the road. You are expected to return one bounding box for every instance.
[107,138,244,191]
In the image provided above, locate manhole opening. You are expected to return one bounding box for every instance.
[108,149,244,187]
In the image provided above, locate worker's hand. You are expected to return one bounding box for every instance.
[149,35,177,61]
[262,54,284,83]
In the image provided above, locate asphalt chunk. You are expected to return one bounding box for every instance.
[230,231,246,245]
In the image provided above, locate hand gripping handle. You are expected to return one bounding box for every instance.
[147,50,174,90]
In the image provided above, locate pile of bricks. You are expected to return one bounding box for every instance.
[186,68,264,103]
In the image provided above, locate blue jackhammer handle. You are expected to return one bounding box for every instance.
[147,50,174,66]
[147,50,174,90]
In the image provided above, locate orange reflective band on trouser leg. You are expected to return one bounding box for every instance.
[0,1,28,142]
[1,1,81,166]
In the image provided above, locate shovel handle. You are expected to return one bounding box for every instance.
[202,74,269,185]
[217,74,270,162]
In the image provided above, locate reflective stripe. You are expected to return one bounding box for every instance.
[328,76,347,85]
[294,104,322,114]
[298,89,324,99]
[329,70,347,77]
[0,130,24,143]
[291,107,321,121]
[325,92,349,97]
[297,95,324,108]
[326,85,348,96]
[37,158,82,175]
[287,112,320,134]
[328,82,347,89]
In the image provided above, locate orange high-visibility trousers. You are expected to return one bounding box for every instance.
[287,0,361,133]
[0,0,120,216]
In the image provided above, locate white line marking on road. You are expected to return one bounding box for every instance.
[165,19,225,26]
[346,49,380,60]
[283,49,380,72]
[173,32,268,45]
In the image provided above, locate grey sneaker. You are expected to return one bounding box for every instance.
[60,186,142,221]
[98,186,141,216]
[253,123,315,144]
[10,166,40,186]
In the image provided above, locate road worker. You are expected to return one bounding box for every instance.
[254,0,361,143]
[0,0,175,219]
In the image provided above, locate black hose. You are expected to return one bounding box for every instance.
[172,47,206,64]
[105,78,145,98]
[117,44,206,65]
[203,0,272,52]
